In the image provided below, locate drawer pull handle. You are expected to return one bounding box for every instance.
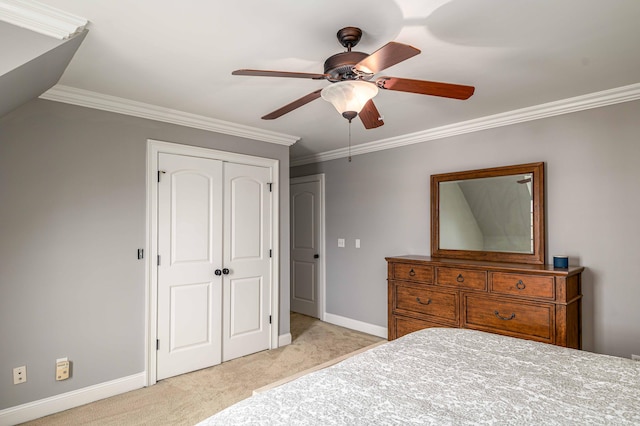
[494,310,516,321]
[515,280,526,290]
[416,297,431,305]
[409,269,416,277]
[456,274,464,283]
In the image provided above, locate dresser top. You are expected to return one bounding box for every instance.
[385,255,584,276]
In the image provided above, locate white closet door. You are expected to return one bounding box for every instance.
[222,162,272,361]
[156,153,223,380]
[290,179,321,318]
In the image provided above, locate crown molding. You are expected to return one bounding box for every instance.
[0,0,87,39]
[40,85,300,146]
[290,82,640,166]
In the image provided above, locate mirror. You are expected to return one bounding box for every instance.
[431,162,545,264]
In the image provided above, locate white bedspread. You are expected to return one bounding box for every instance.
[198,328,640,425]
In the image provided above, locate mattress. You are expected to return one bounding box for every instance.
[197,328,640,425]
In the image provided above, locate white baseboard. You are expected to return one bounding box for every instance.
[0,372,146,426]
[278,333,292,347]
[323,313,388,339]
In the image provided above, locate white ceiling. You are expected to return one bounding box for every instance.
[27,0,640,162]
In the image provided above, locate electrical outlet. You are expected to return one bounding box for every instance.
[56,358,70,381]
[13,366,27,385]
[632,354,640,361]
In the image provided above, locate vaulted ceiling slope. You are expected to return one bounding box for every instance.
[0,21,85,117]
[3,1,640,164]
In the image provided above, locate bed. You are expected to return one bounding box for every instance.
[197,328,640,425]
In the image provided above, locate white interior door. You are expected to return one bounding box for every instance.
[222,162,272,361]
[156,153,223,380]
[290,175,323,319]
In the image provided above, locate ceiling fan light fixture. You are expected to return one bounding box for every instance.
[321,80,378,121]
[234,26,475,128]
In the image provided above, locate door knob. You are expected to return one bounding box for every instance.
[222,268,230,275]
[214,269,222,276]
[314,254,319,259]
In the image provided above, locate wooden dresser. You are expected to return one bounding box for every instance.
[387,255,584,349]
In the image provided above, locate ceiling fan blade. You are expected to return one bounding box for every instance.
[232,69,328,80]
[377,77,475,100]
[354,42,420,74]
[359,99,384,129]
[262,89,323,120]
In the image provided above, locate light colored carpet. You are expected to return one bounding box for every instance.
[22,313,384,425]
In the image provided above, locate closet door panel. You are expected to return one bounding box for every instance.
[223,162,272,361]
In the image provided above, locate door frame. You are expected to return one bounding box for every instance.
[290,174,326,321]
[145,139,280,386]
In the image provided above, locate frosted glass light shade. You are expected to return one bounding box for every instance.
[321,80,379,116]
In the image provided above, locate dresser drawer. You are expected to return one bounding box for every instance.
[392,263,433,283]
[393,316,446,339]
[394,283,458,324]
[490,272,555,300]
[463,294,553,343]
[436,267,487,291]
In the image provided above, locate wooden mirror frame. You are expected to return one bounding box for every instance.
[431,162,545,265]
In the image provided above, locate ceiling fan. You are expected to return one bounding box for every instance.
[232,27,475,129]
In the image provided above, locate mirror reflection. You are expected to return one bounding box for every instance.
[439,174,533,254]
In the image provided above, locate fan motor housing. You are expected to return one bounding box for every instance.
[323,51,370,81]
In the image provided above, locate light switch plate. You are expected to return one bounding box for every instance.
[338,238,345,248]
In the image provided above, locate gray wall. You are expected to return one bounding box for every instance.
[292,99,640,360]
[0,99,290,409]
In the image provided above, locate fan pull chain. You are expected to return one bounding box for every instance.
[348,120,352,162]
